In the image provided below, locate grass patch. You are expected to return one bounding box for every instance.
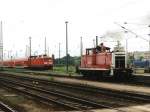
[53,66,76,74]
[1,66,77,76]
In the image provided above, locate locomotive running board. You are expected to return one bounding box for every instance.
[79,67,109,71]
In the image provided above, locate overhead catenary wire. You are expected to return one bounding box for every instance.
[114,21,150,53]
[124,22,150,26]
[114,22,149,42]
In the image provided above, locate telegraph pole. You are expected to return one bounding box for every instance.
[29,37,32,66]
[96,36,98,47]
[148,25,150,53]
[124,31,128,52]
[93,39,95,48]
[65,21,69,73]
[45,37,47,55]
[29,37,31,57]
[59,43,61,64]
[0,21,3,70]
[25,45,28,57]
[148,25,150,71]
[48,47,49,56]
[80,37,83,57]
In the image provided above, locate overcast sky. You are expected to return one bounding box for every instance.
[0,0,150,59]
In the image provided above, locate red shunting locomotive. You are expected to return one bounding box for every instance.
[78,41,133,79]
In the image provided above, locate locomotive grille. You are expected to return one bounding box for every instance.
[115,56,125,68]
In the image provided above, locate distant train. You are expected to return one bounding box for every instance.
[133,60,150,73]
[133,60,150,68]
[2,54,53,70]
[77,41,133,79]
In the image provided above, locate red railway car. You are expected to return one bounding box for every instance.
[3,54,53,70]
[77,42,133,79]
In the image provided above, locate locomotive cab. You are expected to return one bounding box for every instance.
[111,42,133,79]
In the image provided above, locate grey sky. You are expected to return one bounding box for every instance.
[0,0,150,59]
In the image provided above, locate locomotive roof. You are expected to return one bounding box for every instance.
[86,46,110,50]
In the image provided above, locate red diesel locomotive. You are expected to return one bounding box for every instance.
[3,54,53,70]
[77,41,133,79]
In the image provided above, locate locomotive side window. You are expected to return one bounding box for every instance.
[89,50,93,55]
[86,48,96,55]
[86,49,90,55]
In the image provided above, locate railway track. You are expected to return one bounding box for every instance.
[2,74,150,102]
[0,101,16,112]
[0,74,149,111]
[3,69,150,87]
[0,77,116,111]
[8,69,150,86]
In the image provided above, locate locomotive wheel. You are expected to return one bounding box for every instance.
[79,70,105,80]
[113,72,131,81]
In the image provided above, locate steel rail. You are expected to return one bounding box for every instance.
[2,70,150,87]
[6,74,150,103]
[0,101,16,112]
[0,76,146,112]
[0,77,122,108]
[0,78,113,111]
[0,77,129,112]
[0,82,82,111]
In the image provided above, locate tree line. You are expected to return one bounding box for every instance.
[54,54,80,66]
